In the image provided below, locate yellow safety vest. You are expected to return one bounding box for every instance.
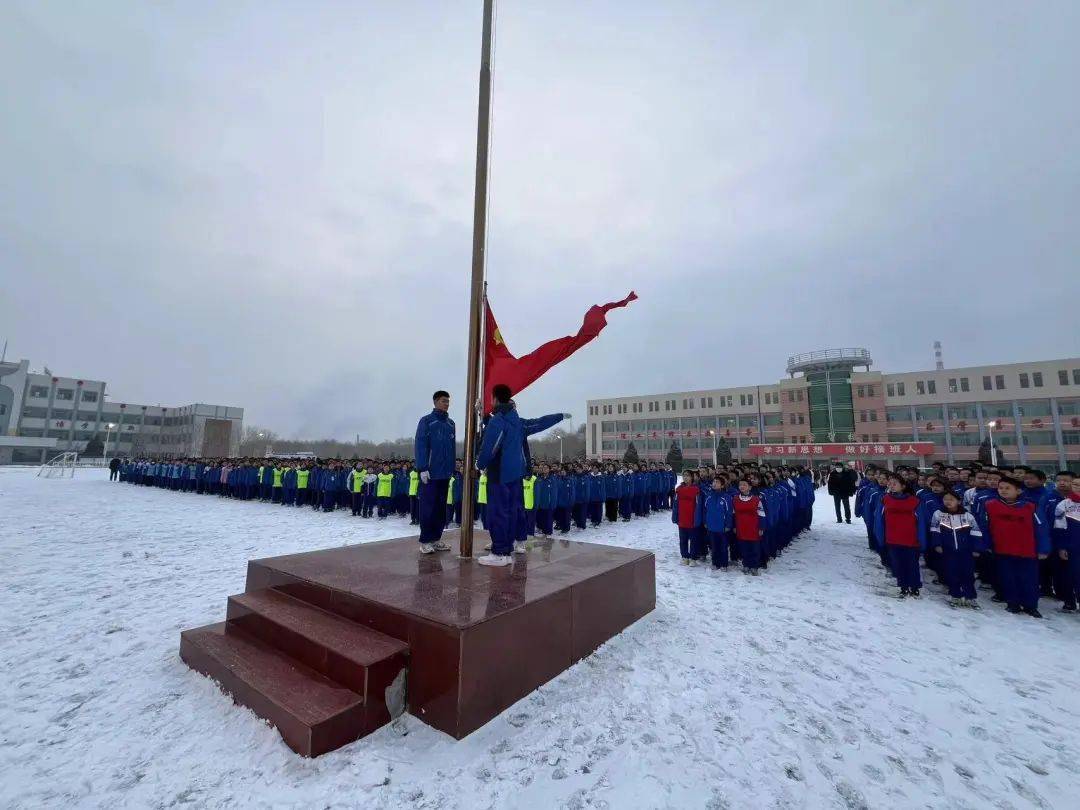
[296,470,309,489]
[377,473,393,498]
[351,469,366,493]
[272,468,283,487]
[478,473,488,504]
[446,477,455,505]
[409,470,420,496]
[523,475,536,510]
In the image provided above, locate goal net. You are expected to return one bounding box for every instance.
[38,451,79,479]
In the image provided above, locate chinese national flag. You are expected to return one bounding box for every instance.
[483,291,637,410]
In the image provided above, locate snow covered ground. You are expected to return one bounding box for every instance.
[2,467,1079,810]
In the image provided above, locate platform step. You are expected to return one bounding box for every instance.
[180,622,372,757]
[226,588,409,698]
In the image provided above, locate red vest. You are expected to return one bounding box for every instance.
[985,499,1038,558]
[882,494,920,547]
[675,485,700,529]
[733,495,762,541]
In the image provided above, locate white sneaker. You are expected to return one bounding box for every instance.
[430,541,451,551]
[484,542,492,551]
[420,543,436,554]
[477,553,512,567]
[513,541,528,555]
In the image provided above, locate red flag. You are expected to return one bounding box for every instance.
[483,291,637,409]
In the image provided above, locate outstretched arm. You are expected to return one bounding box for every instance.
[521,413,565,437]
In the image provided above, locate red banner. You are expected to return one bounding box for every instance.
[748,442,935,458]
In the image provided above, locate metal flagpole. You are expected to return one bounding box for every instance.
[459,0,496,559]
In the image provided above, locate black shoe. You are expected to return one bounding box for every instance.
[991,595,1005,603]
[911,589,921,598]
[1027,608,1043,619]
[846,519,851,524]
[1006,604,1022,614]
[1061,604,1077,613]
[836,519,843,524]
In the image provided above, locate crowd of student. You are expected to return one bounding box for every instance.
[670,464,817,575]
[854,461,1080,618]
[115,457,679,534]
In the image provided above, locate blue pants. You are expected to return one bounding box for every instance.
[573,503,587,530]
[708,530,729,569]
[554,505,571,533]
[418,479,450,543]
[523,509,536,537]
[888,545,922,591]
[536,508,553,536]
[619,496,632,519]
[739,540,761,570]
[588,502,603,526]
[678,527,698,559]
[997,555,1039,610]
[410,495,420,524]
[943,547,977,599]
[322,489,336,511]
[377,496,391,517]
[487,480,522,556]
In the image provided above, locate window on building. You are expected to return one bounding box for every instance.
[1073,369,1080,385]
[927,380,937,394]
[995,375,1005,390]
[983,376,992,391]
[22,406,47,419]
[948,379,957,394]
[797,390,804,401]
[898,382,906,396]
[30,385,49,398]
[871,434,880,443]
[887,384,895,397]
[726,396,733,407]
[870,411,878,422]
[1060,370,1070,386]
[798,414,805,424]
[1019,373,1030,388]
[55,388,74,401]
[960,378,969,392]
[861,434,869,442]
[867,385,876,397]
[859,411,866,423]
[856,386,865,397]
[917,381,925,395]
[0,404,5,416]
[738,395,745,406]
[747,394,753,406]
[788,414,796,425]
[707,397,714,408]
[1033,372,1043,388]
[81,391,98,403]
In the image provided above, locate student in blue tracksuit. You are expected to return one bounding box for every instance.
[588,467,605,527]
[282,465,297,506]
[572,465,589,530]
[554,466,573,534]
[414,390,457,552]
[474,385,565,564]
[918,477,947,582]
[321,464,340,512]
[704,477,733,570]
[929,490,984,607]
[535,464,556,537]
[617,468,633,521]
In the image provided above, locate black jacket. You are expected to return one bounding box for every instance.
[827,468,857,497]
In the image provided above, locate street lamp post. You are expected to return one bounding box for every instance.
[707,429,717,466]
[986,420,999,466]
[558,434,564,463]
[103,423,116,463]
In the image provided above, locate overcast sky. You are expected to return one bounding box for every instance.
[3,1,1078,440]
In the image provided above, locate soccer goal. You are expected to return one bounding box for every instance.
[38,451,79,479]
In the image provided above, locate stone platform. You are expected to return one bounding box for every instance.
[180,529,655,756]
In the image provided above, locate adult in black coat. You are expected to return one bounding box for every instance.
[108,456,121,481]
[827,462,858,523]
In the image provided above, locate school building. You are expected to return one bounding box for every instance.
[585,349,1080,474]
[0,357,244,463]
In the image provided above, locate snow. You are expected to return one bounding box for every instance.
[2,467,1079,810]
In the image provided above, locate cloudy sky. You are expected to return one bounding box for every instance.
[3,1,1078,440]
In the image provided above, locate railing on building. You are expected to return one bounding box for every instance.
[787,348,872,375]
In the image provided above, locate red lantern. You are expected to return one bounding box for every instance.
[1072,417,1080,428]
[957,420,967,432]
[1032,418,1043,428]
[76,380,84,386]
[926,422,935,431]
[120,404,126,409]
[51,377,58,383]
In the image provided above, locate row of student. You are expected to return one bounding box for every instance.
[115,457,679,534]
[854,462,1078,619]
[671,464,816,575]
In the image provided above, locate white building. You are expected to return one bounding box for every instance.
[0,358,243,463]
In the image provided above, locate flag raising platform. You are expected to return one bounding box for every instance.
[180,531,655,756]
